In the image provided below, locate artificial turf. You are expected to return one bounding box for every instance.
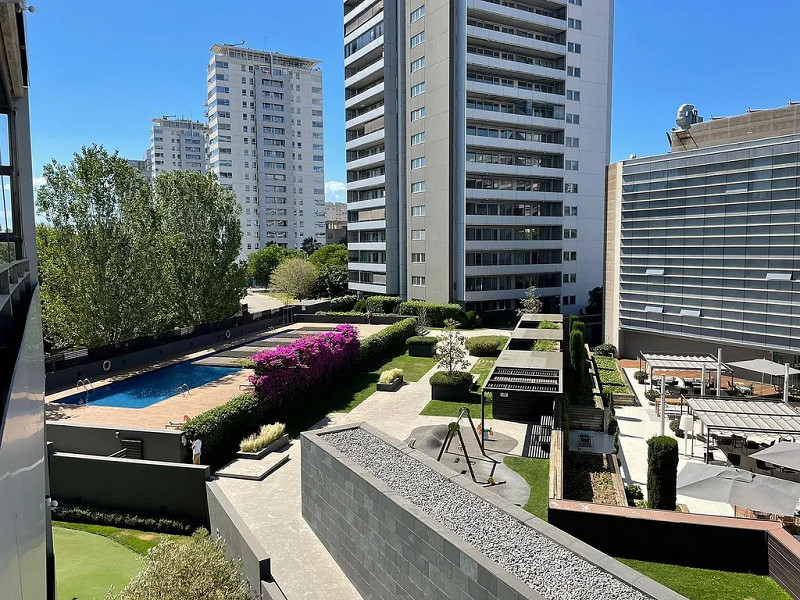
[502,456,550,521]
[419,357,496,419]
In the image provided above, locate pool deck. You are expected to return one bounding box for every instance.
[45,323,388,429]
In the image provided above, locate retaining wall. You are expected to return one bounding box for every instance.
[302,423,683,600]
[46,422,187,463]
[50,452,210,525]
[293,313,411,325]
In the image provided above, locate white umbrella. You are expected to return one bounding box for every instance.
[677,462,800,516]
[751,442,800,471]
[727,358,800,377]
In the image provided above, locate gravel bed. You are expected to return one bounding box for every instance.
[323,428,650,600]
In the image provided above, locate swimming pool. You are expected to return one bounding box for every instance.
[57,362,241,409]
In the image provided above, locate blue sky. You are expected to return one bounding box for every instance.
[27,1,800,202]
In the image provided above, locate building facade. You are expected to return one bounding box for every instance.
[147,116,207,180]
[325,201,347,245]
[605,104,800,364]
[343,0,614,312]
[206,44,327,260]
[0,4,54,598]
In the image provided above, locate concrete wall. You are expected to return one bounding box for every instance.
[50,452,210,525]
[618,330,771,363]
[47,422,188,463]
[207,481,273,598]
[302,424,680,600]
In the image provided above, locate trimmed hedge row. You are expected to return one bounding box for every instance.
[52,504,196,534]
[406,335,437,346]
[364,295,403,314]
[330,295,358,312]
[593,343,617,357]
[430,370,472,387]
[397,301,465,327]
[465,335,508,357]
[358,317,417,367]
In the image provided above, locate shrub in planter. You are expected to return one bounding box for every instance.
[647,436,679,511]
[669,419,685,438]
[534,339,558,352]
[465,335,507,357]
[364,295,402,314]
[430,370,473,401]
[406,335,437,357]
[51,504,195,535]
[240,423,286,453]
[593,343,617,357]
[377,368,404,391]
[644,389,660,403]
[359,318,417,366]
[330,294,358,312]
[634,370,648,384]
[537,320,560,330]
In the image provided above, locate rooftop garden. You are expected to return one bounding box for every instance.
[420,356,496,419]
[503,456,550,521]
[563,452,620,506]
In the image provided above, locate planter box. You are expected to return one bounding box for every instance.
[377,375,404,392]
[430,383,471,402]
[236,433,290,460]
[407,342,436,357]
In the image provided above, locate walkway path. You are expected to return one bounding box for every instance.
[214,328,533,600]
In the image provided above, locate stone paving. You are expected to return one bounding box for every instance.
[214,327,538,600]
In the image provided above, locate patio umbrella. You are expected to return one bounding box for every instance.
[677,462,800,516]
[751,442,800,471]
[727,358,800,377]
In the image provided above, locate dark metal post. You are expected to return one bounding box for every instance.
[480,390,485,452]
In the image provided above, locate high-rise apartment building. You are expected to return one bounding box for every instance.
[206,44,327,259]
[325,201,348,245]
[147,116,207,180]
[343,0,614,313]
[604,103,800,363]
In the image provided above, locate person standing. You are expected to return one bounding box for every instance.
[191,436,202,465]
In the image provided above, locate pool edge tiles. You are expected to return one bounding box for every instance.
[55,363,242,409]
[302,424,686,600]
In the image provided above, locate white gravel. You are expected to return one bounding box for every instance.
[323,428,651,600]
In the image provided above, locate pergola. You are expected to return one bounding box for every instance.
[638,352,733,393]
[683,396,800,461]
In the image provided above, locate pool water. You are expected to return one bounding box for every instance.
[58,362,240,409]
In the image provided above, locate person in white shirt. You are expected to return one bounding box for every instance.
[191,436,202,465]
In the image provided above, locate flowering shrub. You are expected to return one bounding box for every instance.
[249,324,360,406]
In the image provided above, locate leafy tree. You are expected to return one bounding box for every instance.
[153,171,247,325]
[435,318,470,376]
[586,286,603,315]
[313,264,349,298]
[517,285,542,316]
[301,235,321,255]
[308,243,348,268]
[107,529,253,600]
[270,258,318,302]
[36,145,166,349]
[247,244,303,287]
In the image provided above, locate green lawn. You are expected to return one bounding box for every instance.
[419,357,496,419]
[54,525,143,599]
[272,351,437,435]
[54,521,185,555]
[619,558,791,600]
[503,456,550,521]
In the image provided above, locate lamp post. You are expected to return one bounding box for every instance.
[659,375,666,436]
[679,414,694,457]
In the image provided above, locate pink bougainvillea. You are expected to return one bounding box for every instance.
[249,324,360,407]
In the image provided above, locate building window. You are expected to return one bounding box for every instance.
[566,90,581,101]
[411,107,426,121]
[564,206,578,216]
[411,229,426,240]
[563,251,577,261]
[566,113,580,124]
[569,0,582,5]
[411,57,426,72]
[411,205,426,216]
[565,159,579,171]
[410,31,426,48]
[568,42,581,53]
[411,82,426,97]
[565,136,579,148]
[412,275,426,286]
[411,181,426,193]
[410,5,425,22]
[411,132,425,145]
[411,253,426,263]
[567,66,581,77]
[411,157,426,169]
[563,295,576,305]
[563,273,577,283]
[565,183,578,193]
[568,18,582,29]
[564,228,578,239]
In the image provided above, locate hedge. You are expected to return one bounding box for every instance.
[533,339,558,352]
[647,436,678,510]
[52,504,196,535]
[465,335,507,357]
[397,301,465,327]
[330,295,358,312]
[406,335,437,346]
[359,317,417,366]
[593,343,617,357]
[593,356,617,371]
[364,295,402,314]
[430,370,472,387]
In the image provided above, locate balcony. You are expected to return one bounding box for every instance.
[345,80,385,110]
[466,107,563,130]
[466,263,562,276]
[347,218,387,231]
[348,261,387,273]
[347,241,387,252]
[465,214,563,226]
[465,160,564,179]
[465,285,560,302]
[346,128,386,151]
[346,103,385,129]
[466,52,564,83]
[347,151,386,171]
[466,25,565,55]
[347,196,387,211]
[466,187,563,202]
[465,79,564,106]
[468,0,566,29]
[347,174,385,192]
[345,57,384,89]
[345,35,384,69]
[465,134,563,154]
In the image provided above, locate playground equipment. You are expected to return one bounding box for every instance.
[436,407,503,486]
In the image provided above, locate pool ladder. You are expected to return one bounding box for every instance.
[76,378,94,394]
[177,383,190,396]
